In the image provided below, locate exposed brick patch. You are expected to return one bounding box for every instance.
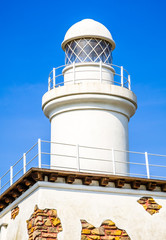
[81,219,130,239]
[11,206,19,219]
[137,197,162,215]
[27,205,62,240]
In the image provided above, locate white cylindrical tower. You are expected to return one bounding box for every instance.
[42,19,137,175]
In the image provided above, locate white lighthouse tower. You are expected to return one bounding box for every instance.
[2,19,166,240]
[42,19,137,175]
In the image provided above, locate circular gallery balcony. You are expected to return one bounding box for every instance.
[47,62,131,91]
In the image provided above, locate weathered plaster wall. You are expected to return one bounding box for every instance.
[0,181,166,240]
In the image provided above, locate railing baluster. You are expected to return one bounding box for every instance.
[128,74,131,90]
[121,66,124,87]
[47,64,132,90]
[23,153,26,174]
[5,139,166,196]
[38,138,41,168]
[10,166,13,186]
[0,178,1,195]
[145,152,150,179]
[48,77,50,91]
[53,68,56,88]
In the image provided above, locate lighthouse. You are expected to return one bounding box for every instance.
[1,19,166,240]
[42,19,137,175]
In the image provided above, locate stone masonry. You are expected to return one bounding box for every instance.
[27,205,62,240]
[11,206,19,220]
[81,219,130,240]
[137,197,162,215]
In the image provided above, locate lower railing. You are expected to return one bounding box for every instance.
[0,139,166,194]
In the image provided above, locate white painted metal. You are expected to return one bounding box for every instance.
[48,63,131,90]
[38,138,41,168]
[23,153,26,174]
[10,166,13,186]
[65,38,112,65]
[128,75,131,90]
[48,77,50,91]
[145,151,150,179]
[1,140,166,194]
[53,68,56,88]
[121,66,123,87]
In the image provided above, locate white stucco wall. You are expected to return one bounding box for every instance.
[50,109,129,174]
[1,181,166,240]
[42,83,137,175]
[63,63,115,85]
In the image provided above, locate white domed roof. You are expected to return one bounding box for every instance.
[61,19,116,50]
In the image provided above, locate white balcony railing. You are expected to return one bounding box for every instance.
[48,63,131,91]
[1,139,166,195]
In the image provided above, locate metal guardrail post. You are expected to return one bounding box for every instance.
[76,144,80,171]
[38,139,41,168]
[0,178,1,195]
[23,153,26,174]
[112,148,116,175]
[128,74,131,90]
[10,166,13,186]
[53,68,56,88]
[73,62,75,84]
[145,152,150,179]
[121,66,124,87]
[48,77,50,91]
[100,60,102,83]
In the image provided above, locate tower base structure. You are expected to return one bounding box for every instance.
[42,82,137,175]
[0,169,166,240]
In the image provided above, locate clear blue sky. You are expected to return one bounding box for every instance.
[0,0,166,176]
